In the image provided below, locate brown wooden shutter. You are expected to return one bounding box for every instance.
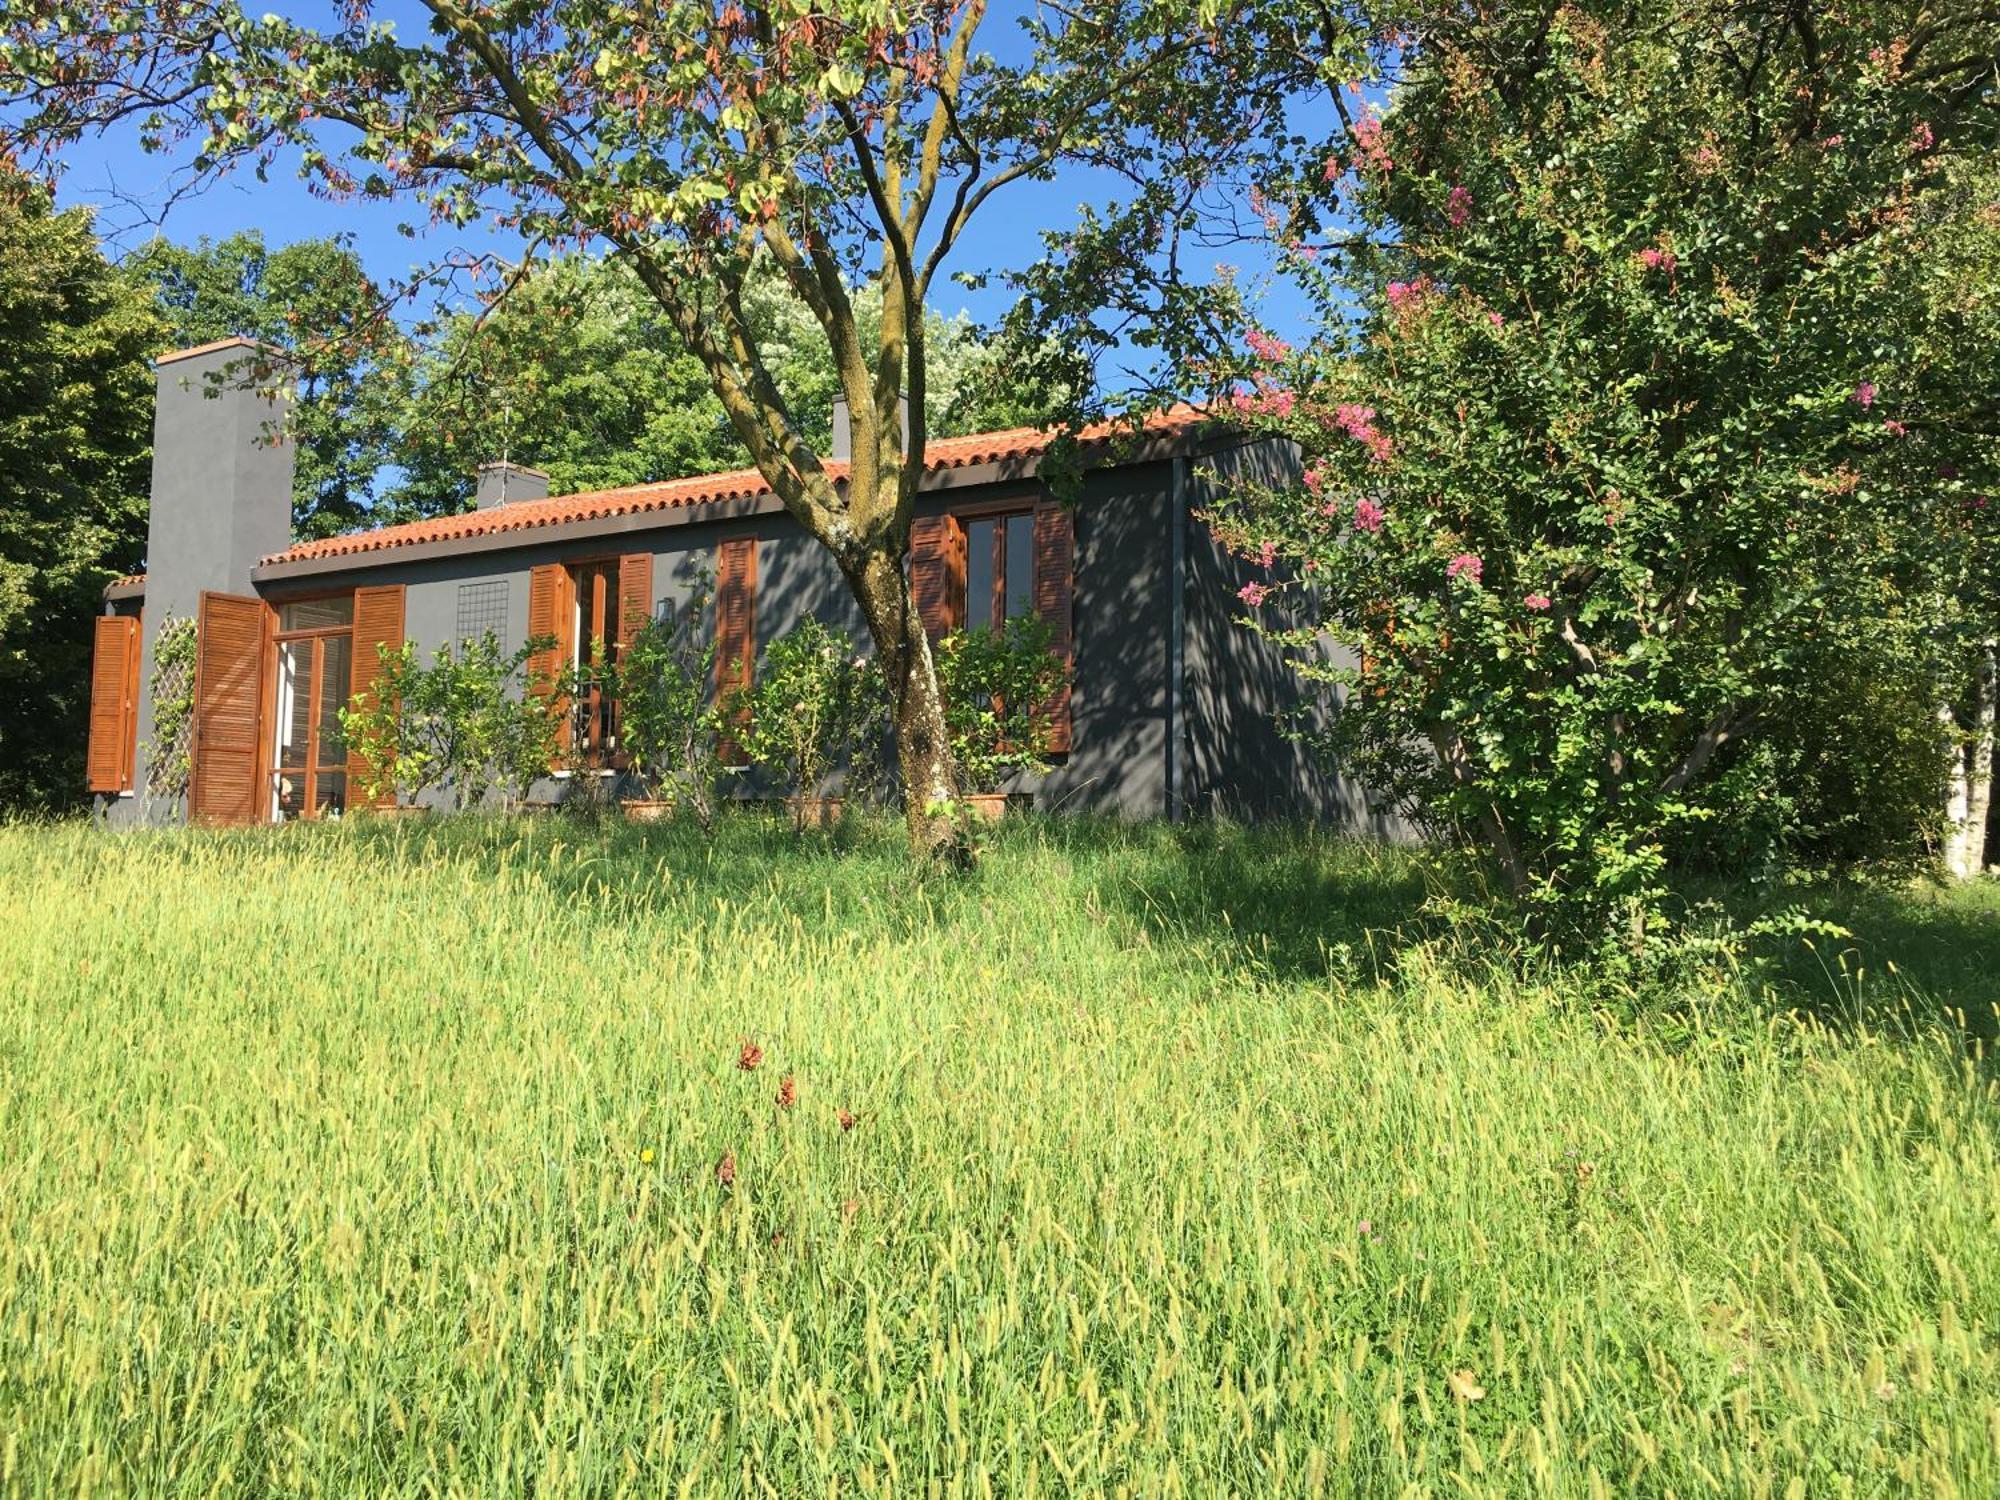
[714,537,757,763]
[349,584,406,807]
[1032,500,1075,752]
[188,591,270,825]
[617,552,653,656]
[909,514,965,639]
[527,563,574,754]
[86,613,140,793]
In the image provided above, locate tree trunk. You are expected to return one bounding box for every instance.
[1944,641,1997,880]
[845,544,960,859]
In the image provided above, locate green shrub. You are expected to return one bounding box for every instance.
[614,578,725,831]
[933,616,1068,795]
[731,618,884,833]
[339,630,562,811]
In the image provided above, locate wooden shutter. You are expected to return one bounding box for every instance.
[617,552,653,656]
[714,537,757,762]
[349,584,406,807]
[188,591,270,825]
[527,562,574,753]
[1032,500,1075,752]
[86,613,140,793]
[909,514,966,639]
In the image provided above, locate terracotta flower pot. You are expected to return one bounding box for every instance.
[793,797,844,828]
[963,792,1011,822]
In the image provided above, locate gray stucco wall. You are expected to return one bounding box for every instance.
[109,343,294,827]
[1179,440,1409,836]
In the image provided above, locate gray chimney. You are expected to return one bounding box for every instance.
[476,460,551,509]
[474,462,552,516]
[132,336,295,819]
[830,394,911,462]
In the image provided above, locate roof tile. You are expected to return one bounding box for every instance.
[262,405,1208,567]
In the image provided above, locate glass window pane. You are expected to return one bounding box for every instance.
[279,596,354,631]
[964,519,996,631]
[315,771,347,818]
[276,641,311,768]
[317,635,351,761]
[1004,514,1036,620]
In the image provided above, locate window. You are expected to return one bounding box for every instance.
[455,580,508,646]
[271,596,355,820]
[569,560,621,764]
[962,512,1037,631]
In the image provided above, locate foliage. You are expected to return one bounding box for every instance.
[0,0,1361,858]
[141,614,197,803]
[124,230,409,539]
[731,618,884,834]
[612,579,726,832]
[932,616,1068,794]
[339,631,562,812]
[1,817,1997,1492]
[0,171,159,812]
[1206,1,2000,949]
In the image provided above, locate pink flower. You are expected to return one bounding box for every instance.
[1821,134,1844,148]
[1446,184,1472,227]
[1524,592,1551,612]
[1352,497,1384,533]
[1237,582,1269,607]
[1884,419,1907,437]
[1852,380,1877,410]
[1386,278,1428,312]
[1446,552,1484,585]
[1301,466,1324,495]
[1693,144,1721,167]
[1257,539,1278,570]
[1245,328,1292,362]
[1350,114,1392,175]
[1487,309,1505,328]
[1331,402,1394,463]
[1357,1219,1374,1238]
[1910,121,1934,151]
[1636,246,1678,274]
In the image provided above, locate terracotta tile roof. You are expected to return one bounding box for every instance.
[263,404,1210,567]
[106,572,146,593]
[156,335,281,366]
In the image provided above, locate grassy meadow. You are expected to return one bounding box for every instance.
[0,814,1996,1496]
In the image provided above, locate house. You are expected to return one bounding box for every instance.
[87,337,1394,830]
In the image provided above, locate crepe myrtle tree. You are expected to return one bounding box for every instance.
[0,0,1368,857]
[1201,1,2000,945]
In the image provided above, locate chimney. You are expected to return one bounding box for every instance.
[476,460,551,509]
[830,394,911,463]
[132,336,294,816]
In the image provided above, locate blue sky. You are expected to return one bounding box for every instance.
[46,1,1327,376]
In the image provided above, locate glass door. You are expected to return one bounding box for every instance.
[271,598,355,820]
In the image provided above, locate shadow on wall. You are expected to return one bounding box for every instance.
[1183,442,1412,839]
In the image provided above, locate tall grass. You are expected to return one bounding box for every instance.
[0,815,1994,1495]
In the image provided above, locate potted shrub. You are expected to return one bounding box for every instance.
[613,573,726,831]
[731,618,885,834]
[934,614,1070,819]
[340,629,562,813]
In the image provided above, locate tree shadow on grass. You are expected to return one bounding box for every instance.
[1035,816,1436,986]
[1746,877,2000,1047]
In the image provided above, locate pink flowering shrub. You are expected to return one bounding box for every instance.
[1199,2,1999,949]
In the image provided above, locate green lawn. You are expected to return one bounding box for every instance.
[1,815,1995,1495]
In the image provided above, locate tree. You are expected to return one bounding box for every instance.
[124,231,409,539]
[0,0,1353,856]
[0,171,159,810]
[1203,2,2000,943]
[385,251,1059,520]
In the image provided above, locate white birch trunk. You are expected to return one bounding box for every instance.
[1943,641,1997,880]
